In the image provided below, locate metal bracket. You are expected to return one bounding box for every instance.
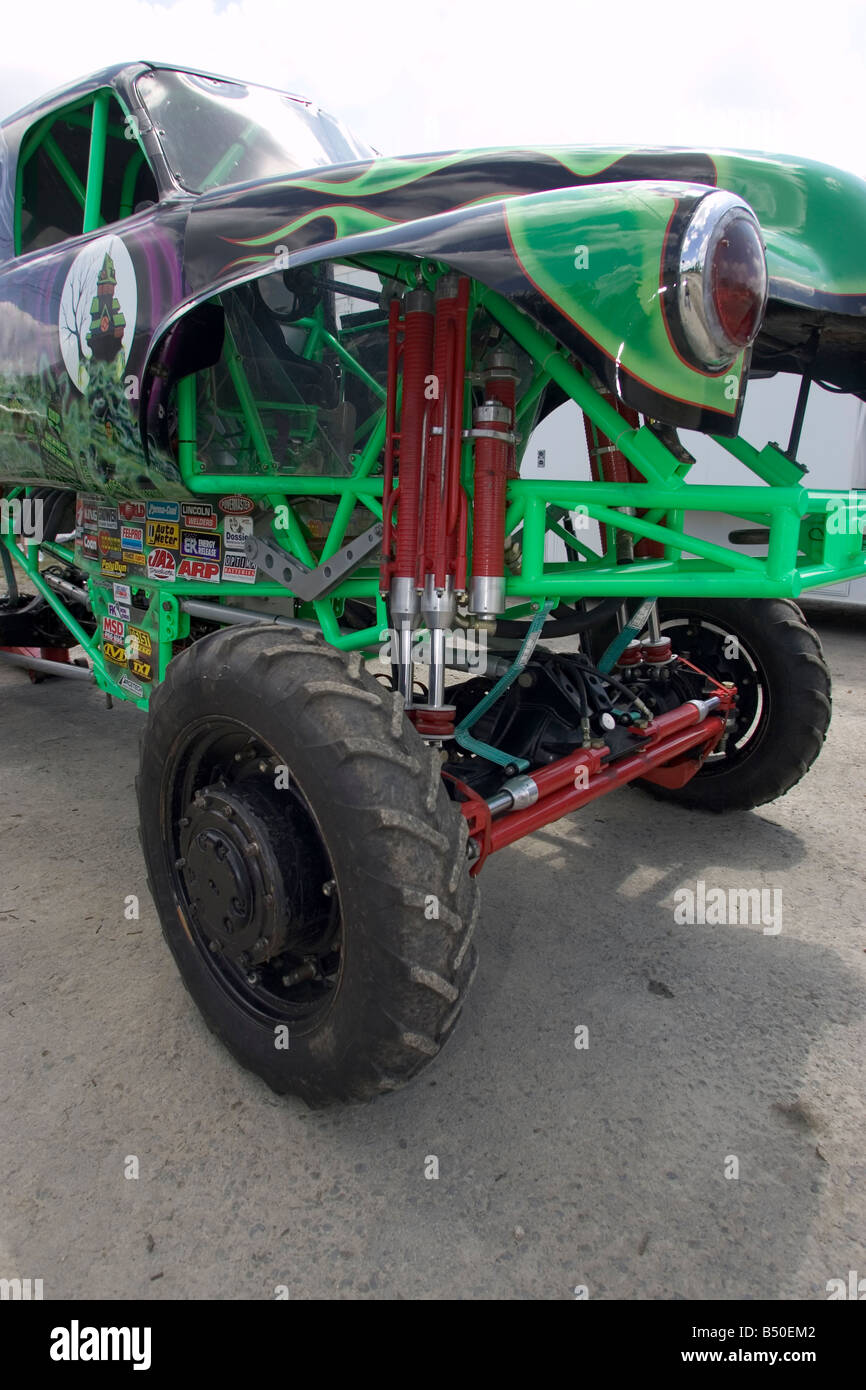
[245,523,383,601]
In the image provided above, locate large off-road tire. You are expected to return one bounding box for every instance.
[640,597,831,812]
[137,624,479,1106]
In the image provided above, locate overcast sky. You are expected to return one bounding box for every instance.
[2,0,865,180]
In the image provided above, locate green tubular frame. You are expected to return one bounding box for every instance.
[4,250,866,705]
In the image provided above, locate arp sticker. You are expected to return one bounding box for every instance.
[119,674,145,698]
[181,503,218,531]
[147,548,176,581]
[113,583,132,604]
[177,557,220,583]
[180,531,221,561]
[224,516,253,545]
[223,552,257,584]
[108,602,131,621]
[120,525,144,551]
[103,640,127,666]
[118,501,146,523]
[146,520,180,548]
[147,501,180,522]
[218,494,255,516]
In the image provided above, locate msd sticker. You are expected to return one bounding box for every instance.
[103,615,125,644]
[147,548,176,581]
[223,552,257,584]
[181,503,218,531]
[224,516,253,546]
[181,531,221,561]
[178,557,220,582]
[147,501,180,522]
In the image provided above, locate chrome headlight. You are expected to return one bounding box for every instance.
[675,191,768,370]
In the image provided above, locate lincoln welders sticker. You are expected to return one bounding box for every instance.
[181,503,218,530]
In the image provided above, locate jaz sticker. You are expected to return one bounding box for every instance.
[59,235,137,394]
[218,494,255,516]
[147,548,176,581]
[181,504,218,531]
[223,553,257,584]
[178,557,220,582]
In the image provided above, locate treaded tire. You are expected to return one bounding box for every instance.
[137,624,479,1106]
[640,597,831,812]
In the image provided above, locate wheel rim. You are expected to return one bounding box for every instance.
[163,716,343,1027]
[660,613,769,773]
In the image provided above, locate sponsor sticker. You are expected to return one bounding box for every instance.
[123,550,146,566]
[113,583,132,604]
[103,640,127,666]
[97,507,118,530]
[83,503,99,530]
[119,674,145,698]
[181,503,218,531]
[177,557,221,583]
[108,602,131,621]
[223,552,257,584]
[146,501,180,522]
[83,534,98,559]
[120,525,144,551]
[146,520,180,548]
[224,515,253,546]
[127,626,152,658]
[181,531,221,561]
[103,615,125,643]
[100,558,126,577]
[118,501,146,522]
[218,494,255,516]
[98,531,121,554]
[147,548,176,581]
[129,658,153,683]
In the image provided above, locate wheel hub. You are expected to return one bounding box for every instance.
[180,783,291,967]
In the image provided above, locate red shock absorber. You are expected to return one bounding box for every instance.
[583,391,664,558]
[470,400,511,618]
[483,350,519,478]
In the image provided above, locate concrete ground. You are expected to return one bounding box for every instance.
[1,606,864,1301]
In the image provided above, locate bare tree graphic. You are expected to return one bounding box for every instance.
[60,254,93,387]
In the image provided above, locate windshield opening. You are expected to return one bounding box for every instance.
[136,68,373,194]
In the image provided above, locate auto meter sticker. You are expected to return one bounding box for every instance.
[118,501,146,523]
[223,552,257,583]
[181,503,218,530]
[147,548,176,581]
[146,519,180,548]
[224,515,253,546]
[218,494,255,516]
[180,531,220,561]
[120,525,144,551]
[59,234,137,394]
[113,583,132,604]
[119,674,145,698]
[177,557,220,582]
[146,501,180,522]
